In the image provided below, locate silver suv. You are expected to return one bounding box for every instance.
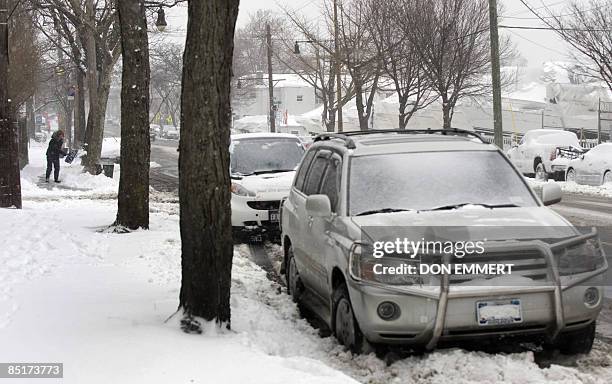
[280,129,608,354]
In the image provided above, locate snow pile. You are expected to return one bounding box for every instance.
[527,178,612,199]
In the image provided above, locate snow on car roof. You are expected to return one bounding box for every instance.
[314,133,496,156]
[231,132,300,141]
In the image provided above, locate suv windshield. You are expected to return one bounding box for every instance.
[349,151,538,215]
[230,137,304,175]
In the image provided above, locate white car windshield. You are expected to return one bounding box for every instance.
[231,138,305,175]
[349,151,538,215]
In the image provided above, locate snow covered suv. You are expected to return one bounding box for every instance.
[231,133,305,242]
[507,129,581,180]
[281,129,607,354]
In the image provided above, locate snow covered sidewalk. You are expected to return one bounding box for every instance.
[0,199,356,384]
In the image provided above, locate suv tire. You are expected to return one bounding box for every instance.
[555,322,596,355]
[285,245,302,303]
[333,283,365,353]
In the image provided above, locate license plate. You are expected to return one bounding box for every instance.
[269,211,280,222]
[476,299,522,326]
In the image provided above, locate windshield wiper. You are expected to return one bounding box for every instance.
[355,208,413,216]
[252,169,295,175]
[422,202,520,212]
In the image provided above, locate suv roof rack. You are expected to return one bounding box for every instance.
[313,128,486,149]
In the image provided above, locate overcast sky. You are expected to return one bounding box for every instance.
[165,0,580,67]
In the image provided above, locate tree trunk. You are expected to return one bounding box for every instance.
[442,97,452,130]
[26,97,35,137]
[74,69,86,146]
[115,0,150,230]
[178,0,239,329]
[18,118,28,169]
[398,100,407,130]
[82,0,100,171]
[84,74,111,172]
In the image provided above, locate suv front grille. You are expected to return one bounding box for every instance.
[425,249,549,283]
[247,200,281,211]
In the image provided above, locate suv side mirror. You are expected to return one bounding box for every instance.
[305,195,332,217]
[541,183,562,206]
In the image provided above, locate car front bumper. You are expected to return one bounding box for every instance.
[231,194,282,242]
[347,230,608,348]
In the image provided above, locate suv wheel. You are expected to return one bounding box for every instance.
[286,246,302,303]
[557,322,596,355]
[535,162,548,181]
[333,283,364,353]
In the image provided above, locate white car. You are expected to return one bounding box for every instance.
[507,129,580,180]
[550,145,585,181]
[162,129,180,140]
[566,143,612,185]
[230,133,305,242]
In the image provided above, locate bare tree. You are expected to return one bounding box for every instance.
[114,0,150,230]
[534,0,611,92]
[149,41,182,127]
[365,0,435,129]
[398,0,501,129]
[31,0,122,172]
[336,0,381,130]
[272,22,356,132]
[178,0,239,332]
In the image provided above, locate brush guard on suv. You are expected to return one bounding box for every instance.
[348,228,608,350]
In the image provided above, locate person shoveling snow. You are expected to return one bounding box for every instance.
[45,130,68,183]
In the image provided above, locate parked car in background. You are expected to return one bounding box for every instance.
[34,132,48,143]
[566,143,612,185]
[231,133,305,242]
[281,129,606,354]
[550,145,585,181]
[507,129,580,180]
[162,128,180,140]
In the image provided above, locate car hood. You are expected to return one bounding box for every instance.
[234,171,295,198]
[351,206,577,243]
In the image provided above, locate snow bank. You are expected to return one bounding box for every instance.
[527,178,612,199]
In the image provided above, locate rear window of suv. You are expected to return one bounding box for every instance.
[349,151,538,215]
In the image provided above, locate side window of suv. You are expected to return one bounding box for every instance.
[303,152,330,195]
[320,155,342,212]
[294,150,316,192]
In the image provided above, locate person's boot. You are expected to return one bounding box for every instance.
[54,180,61,183]
[45,177,49,183]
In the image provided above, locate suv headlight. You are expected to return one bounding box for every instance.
[557,239,605,276]
[231,182,256,197]
[349,243,427,286]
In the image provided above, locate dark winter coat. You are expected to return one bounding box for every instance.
[46,132,67,159]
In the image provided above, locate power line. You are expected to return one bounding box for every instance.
[499,25,612,32]
[505,29,567,56]
[506,0,566,16]
[500,3,611,20]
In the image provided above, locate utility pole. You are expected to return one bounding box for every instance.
[488,0,503,148]
[266,23,276,133]
[597,97,601,144]
[333,0,343,132]
[0,0,21,208]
